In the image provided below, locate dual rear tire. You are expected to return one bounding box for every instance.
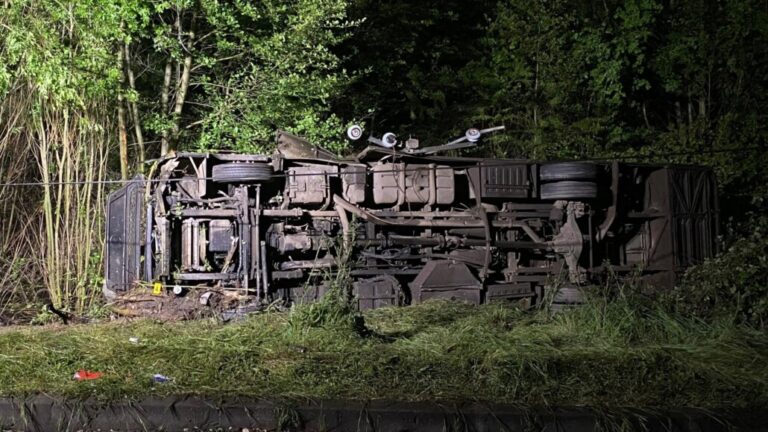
[539,162,598,200]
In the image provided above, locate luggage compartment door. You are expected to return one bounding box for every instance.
[642,166,718,288]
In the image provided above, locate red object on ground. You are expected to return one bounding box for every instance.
[73,370,103,381]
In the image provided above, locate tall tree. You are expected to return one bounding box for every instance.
[132,0,356,156]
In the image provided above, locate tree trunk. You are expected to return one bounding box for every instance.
[124,42,144,172]
[116,36,129,180]
[643,101,651,129]
[687,91,693,125]
[160,58,173,156]
[170,10,196,147]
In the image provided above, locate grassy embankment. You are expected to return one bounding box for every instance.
[0,293,766,409]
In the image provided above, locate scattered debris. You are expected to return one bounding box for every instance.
[152,374,171,383]
[128,337,140,344]
[109,287,243,321]
[73,370,103,381]
[220,301,264,323]
[199,291,214,306]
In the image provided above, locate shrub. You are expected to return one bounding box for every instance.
[672,217,768,327]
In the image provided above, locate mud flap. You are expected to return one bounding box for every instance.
[409,261,482,304]
[105,176,146,293]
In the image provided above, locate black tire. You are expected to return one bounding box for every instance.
[540,162,598,182]
[540,181,597,200]
[212,162,273,183]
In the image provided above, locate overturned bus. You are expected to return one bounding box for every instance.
[105,127,718,310]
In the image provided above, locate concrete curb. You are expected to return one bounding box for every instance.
[0,396,763,431]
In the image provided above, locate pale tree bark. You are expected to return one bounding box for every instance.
[116,35,129,180]
[160,58,173,156]
[643,102,651,129]
[124,42,144,172]
[687,94,693,125]
[170,9,196,148]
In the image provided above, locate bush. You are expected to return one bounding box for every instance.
[671,217,768,327]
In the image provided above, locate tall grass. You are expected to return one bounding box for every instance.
[0,86,43,315]
[0,83,112,314]
[0,298,765,411]
[288,227,359,332]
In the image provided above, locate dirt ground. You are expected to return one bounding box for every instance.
[0,286,266,327]
[107,286,263,322]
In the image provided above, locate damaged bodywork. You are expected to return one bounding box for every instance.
[105,127,719,311]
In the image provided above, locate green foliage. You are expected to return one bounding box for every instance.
[287,279,358,333]
[190,0,356,152]
[0,0,134,105]
[0,0,356,156]
[643,0,768,201]
[671,216,768,328]
[455,0,665,158]
[127,0,356,153]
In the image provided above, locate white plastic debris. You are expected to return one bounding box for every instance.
[200,291,214,305]
[152,373,171,383]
